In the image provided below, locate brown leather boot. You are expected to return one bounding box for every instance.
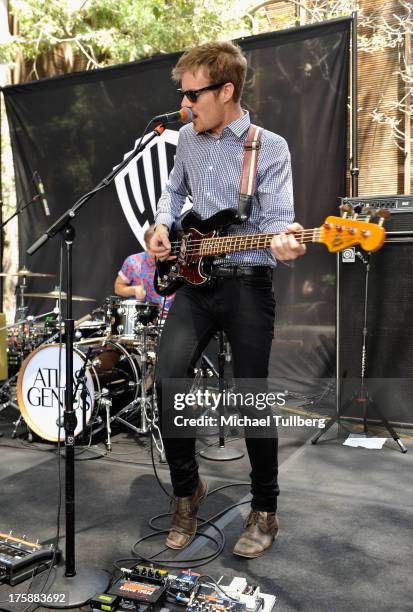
[233,510,279,558]
[165,479,208,550]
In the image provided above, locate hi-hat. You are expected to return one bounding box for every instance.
[0,266,55,278]
[25,290,96,302]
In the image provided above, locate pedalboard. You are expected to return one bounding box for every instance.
[91,566,275,612]
[0,531,60,586]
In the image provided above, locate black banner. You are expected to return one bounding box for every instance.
[3,18,350,384]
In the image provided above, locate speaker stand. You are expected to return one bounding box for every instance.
[312,250,407,453]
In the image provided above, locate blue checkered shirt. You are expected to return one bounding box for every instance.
[155,112,294,267]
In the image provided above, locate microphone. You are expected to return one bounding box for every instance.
[152,107,193,125]
[33,171,51,217]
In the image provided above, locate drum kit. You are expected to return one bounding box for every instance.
[0,268,164,454]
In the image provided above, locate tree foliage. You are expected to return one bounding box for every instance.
[2,0,252,77]
[250,0,412,153]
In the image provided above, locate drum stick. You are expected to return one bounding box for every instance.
[74,313,92,328]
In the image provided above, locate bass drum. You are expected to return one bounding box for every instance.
[16,340,144,442]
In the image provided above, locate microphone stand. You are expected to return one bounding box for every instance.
[26,123,167,607]
[0,194,41,232]
[0,190,42,313]
[200,331,244,461]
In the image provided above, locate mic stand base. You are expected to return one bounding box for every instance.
[200,445,244,461]
[42,563,110,609]
[200,332,244,461]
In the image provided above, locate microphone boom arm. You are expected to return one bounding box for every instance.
[27,124,165,255]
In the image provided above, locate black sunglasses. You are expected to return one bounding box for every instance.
[177,82,227,103]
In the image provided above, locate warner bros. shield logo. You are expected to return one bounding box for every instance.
[114,129,191,248]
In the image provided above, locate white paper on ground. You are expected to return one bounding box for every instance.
[343,433,388,449]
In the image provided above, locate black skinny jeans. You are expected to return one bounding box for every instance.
[155,275,279,512]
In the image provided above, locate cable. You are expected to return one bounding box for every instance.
[194,575,239,603]
[128,479,251,569]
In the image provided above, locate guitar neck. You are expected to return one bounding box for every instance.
[200,229,320,256]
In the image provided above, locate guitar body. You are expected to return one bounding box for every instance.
[155,209,238,296]
[154,208,387,296]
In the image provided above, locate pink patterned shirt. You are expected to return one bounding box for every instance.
[119,252,174,311]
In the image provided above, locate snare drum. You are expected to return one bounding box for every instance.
[16,340,144,442]
[74,319,107,341]
[106,297,159,338]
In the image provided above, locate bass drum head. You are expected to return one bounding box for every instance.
[17,344,96,442]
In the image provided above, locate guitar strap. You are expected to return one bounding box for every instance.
[236,123,263,223]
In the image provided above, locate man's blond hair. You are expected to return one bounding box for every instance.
[172,41,247,103]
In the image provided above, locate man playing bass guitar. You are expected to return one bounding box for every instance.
[148,40,305,558]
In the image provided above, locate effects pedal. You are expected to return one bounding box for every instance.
[124,563,168,585]
[167,570,200,604]
[187,584,246,612]
[107,576,167,611]
[90,593,120,612]
[220,577,276,612]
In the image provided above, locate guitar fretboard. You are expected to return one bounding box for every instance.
[198,230,322,256]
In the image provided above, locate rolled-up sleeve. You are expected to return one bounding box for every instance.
[155,130,189,229]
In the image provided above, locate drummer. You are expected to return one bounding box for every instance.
[114,227,174,315]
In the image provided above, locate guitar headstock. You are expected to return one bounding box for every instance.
[318,211,387,253]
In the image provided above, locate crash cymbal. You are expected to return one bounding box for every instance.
[25,290,96,302]
[0,266,55,278]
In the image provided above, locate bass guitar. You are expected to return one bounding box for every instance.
[154,207,387,296]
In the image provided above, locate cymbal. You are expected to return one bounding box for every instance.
[0,266,55,278]
[25,290,96,302]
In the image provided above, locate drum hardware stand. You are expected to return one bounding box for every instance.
[311,251,407,453]
[138,323,165,459]
[11,414,33,441]
[73,346,94,445]
[0,310,58,333]
[200,331,244,461]
[109,326,157,434]
[135,324,151,435]
[0,375,21,424]
[14,276,29,322]
[99,396,113,451]
[27,122,168,606]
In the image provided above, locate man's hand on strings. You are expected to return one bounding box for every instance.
[271,222,307,261]
[148,224,172,261]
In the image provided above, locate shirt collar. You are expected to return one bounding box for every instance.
[193,110,251,139]
[224,110,251,138]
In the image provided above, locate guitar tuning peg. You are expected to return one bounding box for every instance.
[376,208,391,220]
[361,206,375,218]
[340,203,353,217]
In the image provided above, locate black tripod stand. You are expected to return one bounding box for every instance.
[312,250,407,453]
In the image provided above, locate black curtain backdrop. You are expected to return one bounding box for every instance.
[3,18,350,388]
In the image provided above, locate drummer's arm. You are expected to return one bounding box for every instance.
[114,275,146,301]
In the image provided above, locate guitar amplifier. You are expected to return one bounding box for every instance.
[341,195,413,238]
[338,194,413,424]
